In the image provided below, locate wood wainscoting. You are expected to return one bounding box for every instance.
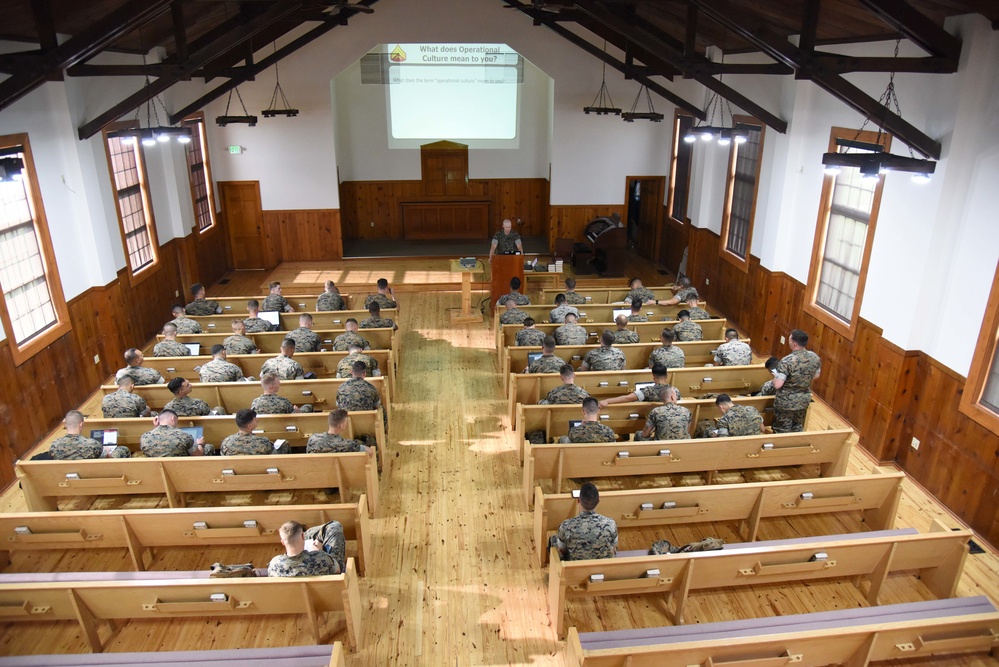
[0,229,232,490]
[263,209,343,262]
[672,220,999,546]
[548,205,620,253]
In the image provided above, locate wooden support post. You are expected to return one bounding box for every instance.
[68,589,103,653]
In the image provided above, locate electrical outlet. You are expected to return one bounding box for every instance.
[911,437,920,450]
[94,354,100,365]
[780,335,786,345]
[705,278,710,286]
[174,290,179,297]
[370,221,375,227]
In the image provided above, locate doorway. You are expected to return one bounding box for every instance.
[624,176,665,261]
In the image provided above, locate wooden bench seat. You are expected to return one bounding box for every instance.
[532,467,903,565]
[0,559,362,651]
[523,429,855,507]
[161,328,396,353]
[188,309,397,333]
[17,451,380,516]
[0,643,345,667]
[539,287,689,305]
[214,293,357,311]
[567,596,999,666]
[549,522,971,636]
[500,303,711,327]
[0,498,371,575]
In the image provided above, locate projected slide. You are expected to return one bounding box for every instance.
[364,44,522,142]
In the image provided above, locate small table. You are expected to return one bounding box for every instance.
[449,259,485,323]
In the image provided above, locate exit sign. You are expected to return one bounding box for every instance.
[228,145,242,154]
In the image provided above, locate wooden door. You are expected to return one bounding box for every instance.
[220,181,266,270]
[625,176,665,261]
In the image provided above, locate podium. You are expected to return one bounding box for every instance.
[491,254,525,308]
[449,259,484,323]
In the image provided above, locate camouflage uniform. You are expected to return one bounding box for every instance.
[153,340,191,357]
[101,389,148,418]
[687,306,711,321]
[626,287,656,304]
[337,377,381,411]
[634,382,677,403]
[672,320,703,342]
[549,304,580,324]
[627,314,649,323]
[140,425,195,457]
[565,292,587,305]
[539,384,589,405]
[551,510,618,561]
[185,298,221,316]
[336,352,379,378]
[648,345,685,369]
[306,433,364,454]
[163,395,211,417]
[223,334,257,355]
[199,358,245,383]
[492,230,522,254]
[261,294,290,312]
[773,349,821,433]
[565,420,616,443]
[755,379,776,397]
[251,393,295,415]
[260,355,304,380]
[221,432,287,455]
[116,365,164,386]
[675,287,699,302]
[715,404,764,437]
[496,291,531,307]
[285,327,321,352]
[714,339,752,366]
[642,403,692,440]
[554,322,588,345]
[613,329,640,344]
[364,294,397,310]
[49,434,130,459]
[267,521,345,575]
[243,317,273,333]
[515,328,547,346]
[360,316,396,329]
[526,354,567,374]
[316,292,345,311]
[582,346,626,371]
[170,316,202,334]
[332,332,371,352]
[499,308,529,325]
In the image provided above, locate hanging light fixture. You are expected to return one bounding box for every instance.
[216,86,258,127]
[684,46,750,145]
[583,42,621,116]
[820,36,936,184]
[106,53,192,146]
[621,85,663,122]
[262,42,299,118]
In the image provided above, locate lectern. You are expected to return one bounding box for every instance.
[449,259,484,323]
[491,254,525,308]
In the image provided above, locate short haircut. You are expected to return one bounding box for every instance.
[190,283,204,296]
[631,298,642,310]
[678,276,691,287]
[167,377,186,394]
[629,277,640,287]
[725,328,739,340]
[171,304,184,315]
[715,393,733,406]
[348,342,363,352]
[554,293,566,305]
[328,408,349,426]
[235,408,257,428]
[660,328,675,342]
[505,300,517,309]
[300,313,314,325]
[687,293,699,303]
[281,338,296,349]
[124,348,141,364]
[261,373,280,389]
[231,318,245,329]
[352,360,368,374]
[677,309,690,320]
[162,322,177,335]
[368,302,381,314]
[269,281,281,290]
[790,329,809,347]
[651,364,669,378]
[247,299,260,309]
[377,278,388,289]
[765,356,779,371]
[65,410,85,427]
[159,409,178,424]
[614,315,628,327]
[116,375,134,387]
[563,312,577,323]
[559,364,575,379]
[579,482,600,510]
[211,344,225,356]
[581,397,599,414]
[345,317,358,327]
[600,330,615,346]
[542,336,556,351]
[523,317,536,327]
[325,280,336,291]
[279,520,305,542]
[510,276,522,291]
[565,277,576,289]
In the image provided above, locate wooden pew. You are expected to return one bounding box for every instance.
[157,328,396,353]
[96,377,392,422]
[0,498,371,575]
[212,294,357,312]
[515,397,776,463]
[523,429,855,507]
[549,521,971,637]
[188,309,397,332]
[510,365,773,425]
[567,597,999,667]
[539,287,684,304]
[0,559,363,651]
[532,467,904,565]
[0,643,347,667]
[17,451,380,516]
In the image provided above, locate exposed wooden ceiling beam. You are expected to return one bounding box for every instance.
[0,0,172,113]
[78,0,303,140]
[813,53,957,74]
[30,0,58,52]
[859,0,962,59]
[172,1,189,62]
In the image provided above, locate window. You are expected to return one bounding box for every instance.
[102,121,160,281]
[0,133,70,365]
[182,113,218,234]
[804,127,888,340]
[960,258,999,433]
[719,117,764,271]
[666,111,694,224]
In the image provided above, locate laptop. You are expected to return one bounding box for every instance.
[184,342,201,356]
[259,311,280,327]
[568,420,582,429]
[634,382,655,393]
[180,426,204,441]
[459,257,477,269]
[527,352,543,364]
[612,308,631,320]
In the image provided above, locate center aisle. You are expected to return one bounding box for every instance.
[358,291,562,665]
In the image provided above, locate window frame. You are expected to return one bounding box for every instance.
[181,112,219,237]
[102,120,161,287]
[804,126,889,341]
[718,115,765,273]
[0,133,71,366]
[960,258,999,433]
[666,110,695,226]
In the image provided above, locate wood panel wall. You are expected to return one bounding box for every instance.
[263,209,343,262]
[548,204,620,253]
[674,219,999,546]
[339,178,548,241]
[0,228,232,490]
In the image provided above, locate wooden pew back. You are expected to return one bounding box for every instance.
[499,320,730,352]
[188,309,397,332]
[212,294,357,312]
[501,303,705,326]
[504,340,743,377]
[155,328,396,353]
[539,287,681,304]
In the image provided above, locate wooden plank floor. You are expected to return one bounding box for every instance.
[1,257,997,666]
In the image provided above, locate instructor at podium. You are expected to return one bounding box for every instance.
[489,218,523,262]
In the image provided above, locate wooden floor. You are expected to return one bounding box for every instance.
[2,256,998,666]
